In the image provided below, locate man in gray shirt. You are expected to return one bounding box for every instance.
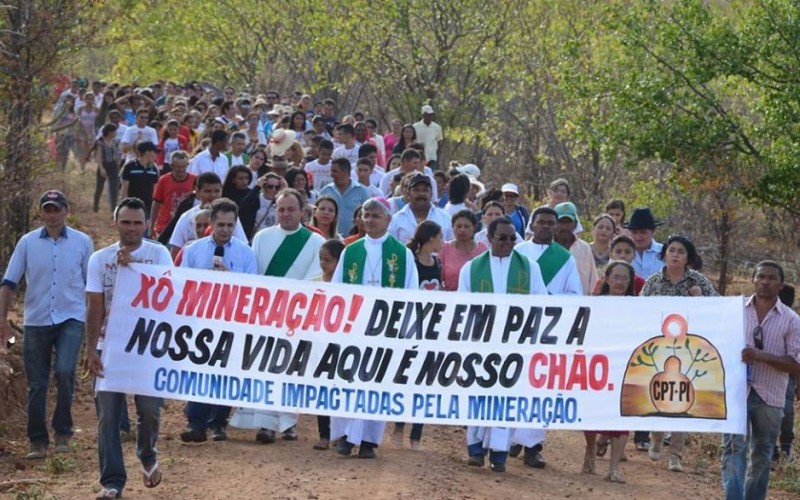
[0,190,93,459]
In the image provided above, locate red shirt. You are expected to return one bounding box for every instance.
[152,173,196,233]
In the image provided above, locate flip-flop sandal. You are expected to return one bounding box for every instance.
[96,487,120,499]
[142,461,162,488]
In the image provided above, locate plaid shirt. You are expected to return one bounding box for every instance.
[745,295,800,407]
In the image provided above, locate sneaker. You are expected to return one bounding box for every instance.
[180,428,207,443]
[337,438,354,456]
[212,427,228,442]
[282,427,298,441]
[54,435,70,454]
[635,441,649,451]
[648,441,662,461]
[668,454,684,472]
[26,442,48,460]
[255,429,276,444]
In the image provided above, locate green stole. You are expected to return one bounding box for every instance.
[342,235,407,288]
[470,250,531,294]
[265,226,313,277]
[536,242,571,286]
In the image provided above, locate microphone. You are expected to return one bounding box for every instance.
[214,245,224,269]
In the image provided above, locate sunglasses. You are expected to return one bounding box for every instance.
[264,184,281,190]
[494,234,517,242]
[752,325,763,350]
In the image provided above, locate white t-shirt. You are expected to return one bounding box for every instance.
[120,125,158,162]
[85,241,172,349]
[332,145,359,167]
[305,159,333,191]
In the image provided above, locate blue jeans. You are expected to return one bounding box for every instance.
[779,374,796,450]
[721,389,784,500]
[185,402,231,432]
[95,390,162,492]
[23,319,84,444]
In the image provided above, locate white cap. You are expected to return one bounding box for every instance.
[455,163,481,179]
[501,183,519,195]
[421,105,435,115]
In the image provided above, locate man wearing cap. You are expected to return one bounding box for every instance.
[413,105,443,170]
[379,149,438,199]
[624,207,663,278]
[501,183,530,237]
[120,141,160,219]
[331,197,419,459]
[553,202,598,295]
[319,158,370,235]
[388,173,453,244]
[458,217,547,472]
[230,188,324,443]
[0,190,93,459]
[188,129,230,178]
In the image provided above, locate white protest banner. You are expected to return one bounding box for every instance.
[97,264,747,434]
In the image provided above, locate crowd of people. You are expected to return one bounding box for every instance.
[1,79,799,499]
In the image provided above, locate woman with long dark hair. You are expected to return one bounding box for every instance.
[391,125,417,154]
[222,166,254,206]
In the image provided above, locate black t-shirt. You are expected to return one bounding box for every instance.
[416,255,442,291]
[121,160,159,214]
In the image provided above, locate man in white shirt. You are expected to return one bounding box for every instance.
[120,109,158,163]
[413,105,443,170]
[379,149,437,199]
[230,189,325,443]
[187,130,230,178]
[388,174,453,244]
[459,217,547,472]
[331,198,419,459]
[511,205,582,469]
[331,123,359,168]
[305,139,334,191]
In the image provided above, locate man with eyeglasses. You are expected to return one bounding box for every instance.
[721,261,800,500]
[458,217,546,472]
[239,172,283,241]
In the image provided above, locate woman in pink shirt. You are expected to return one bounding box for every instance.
[383,119,402,155]
[439,210,487,291]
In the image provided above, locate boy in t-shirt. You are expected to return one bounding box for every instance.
[305,139,334,191]
[120,142,160,220]
[331,124,359,168]
[150,150,195,239]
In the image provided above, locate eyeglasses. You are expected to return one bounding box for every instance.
[493,234,517,242]
[752,325,763,350]
[264,184,281,190]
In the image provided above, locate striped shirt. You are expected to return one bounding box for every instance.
[745,295,800,407]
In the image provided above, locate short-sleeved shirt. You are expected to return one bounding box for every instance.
[412,120,443,162]
[86,241,172,348]
[152,173,196,233]
[121,160,160,215]
[188,148,230,178]
[416,255,442,291]
[120,125,158,162]
[318,181,370,236]
[2,226,93,326]
[305,159,333,191]
[169,204,247,249]
[331,145,360,167]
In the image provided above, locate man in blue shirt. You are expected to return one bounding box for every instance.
[625,207,664,278]
[319,158,370,236]
[179,198,257,443]
[0,190,93,459]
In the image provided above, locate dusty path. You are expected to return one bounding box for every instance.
[1,168,798,499]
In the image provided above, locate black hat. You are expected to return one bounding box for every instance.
[39,189,68,209]
[623,207,662,230]
[408,173,432,189]
[136,141,160,154]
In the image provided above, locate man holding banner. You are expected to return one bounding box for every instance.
[230,188,325,443]
[85,197,173,499]
[513,206,582,469]
[179,198,257,444]
[330,197,418,459]
[458,216,547,472]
